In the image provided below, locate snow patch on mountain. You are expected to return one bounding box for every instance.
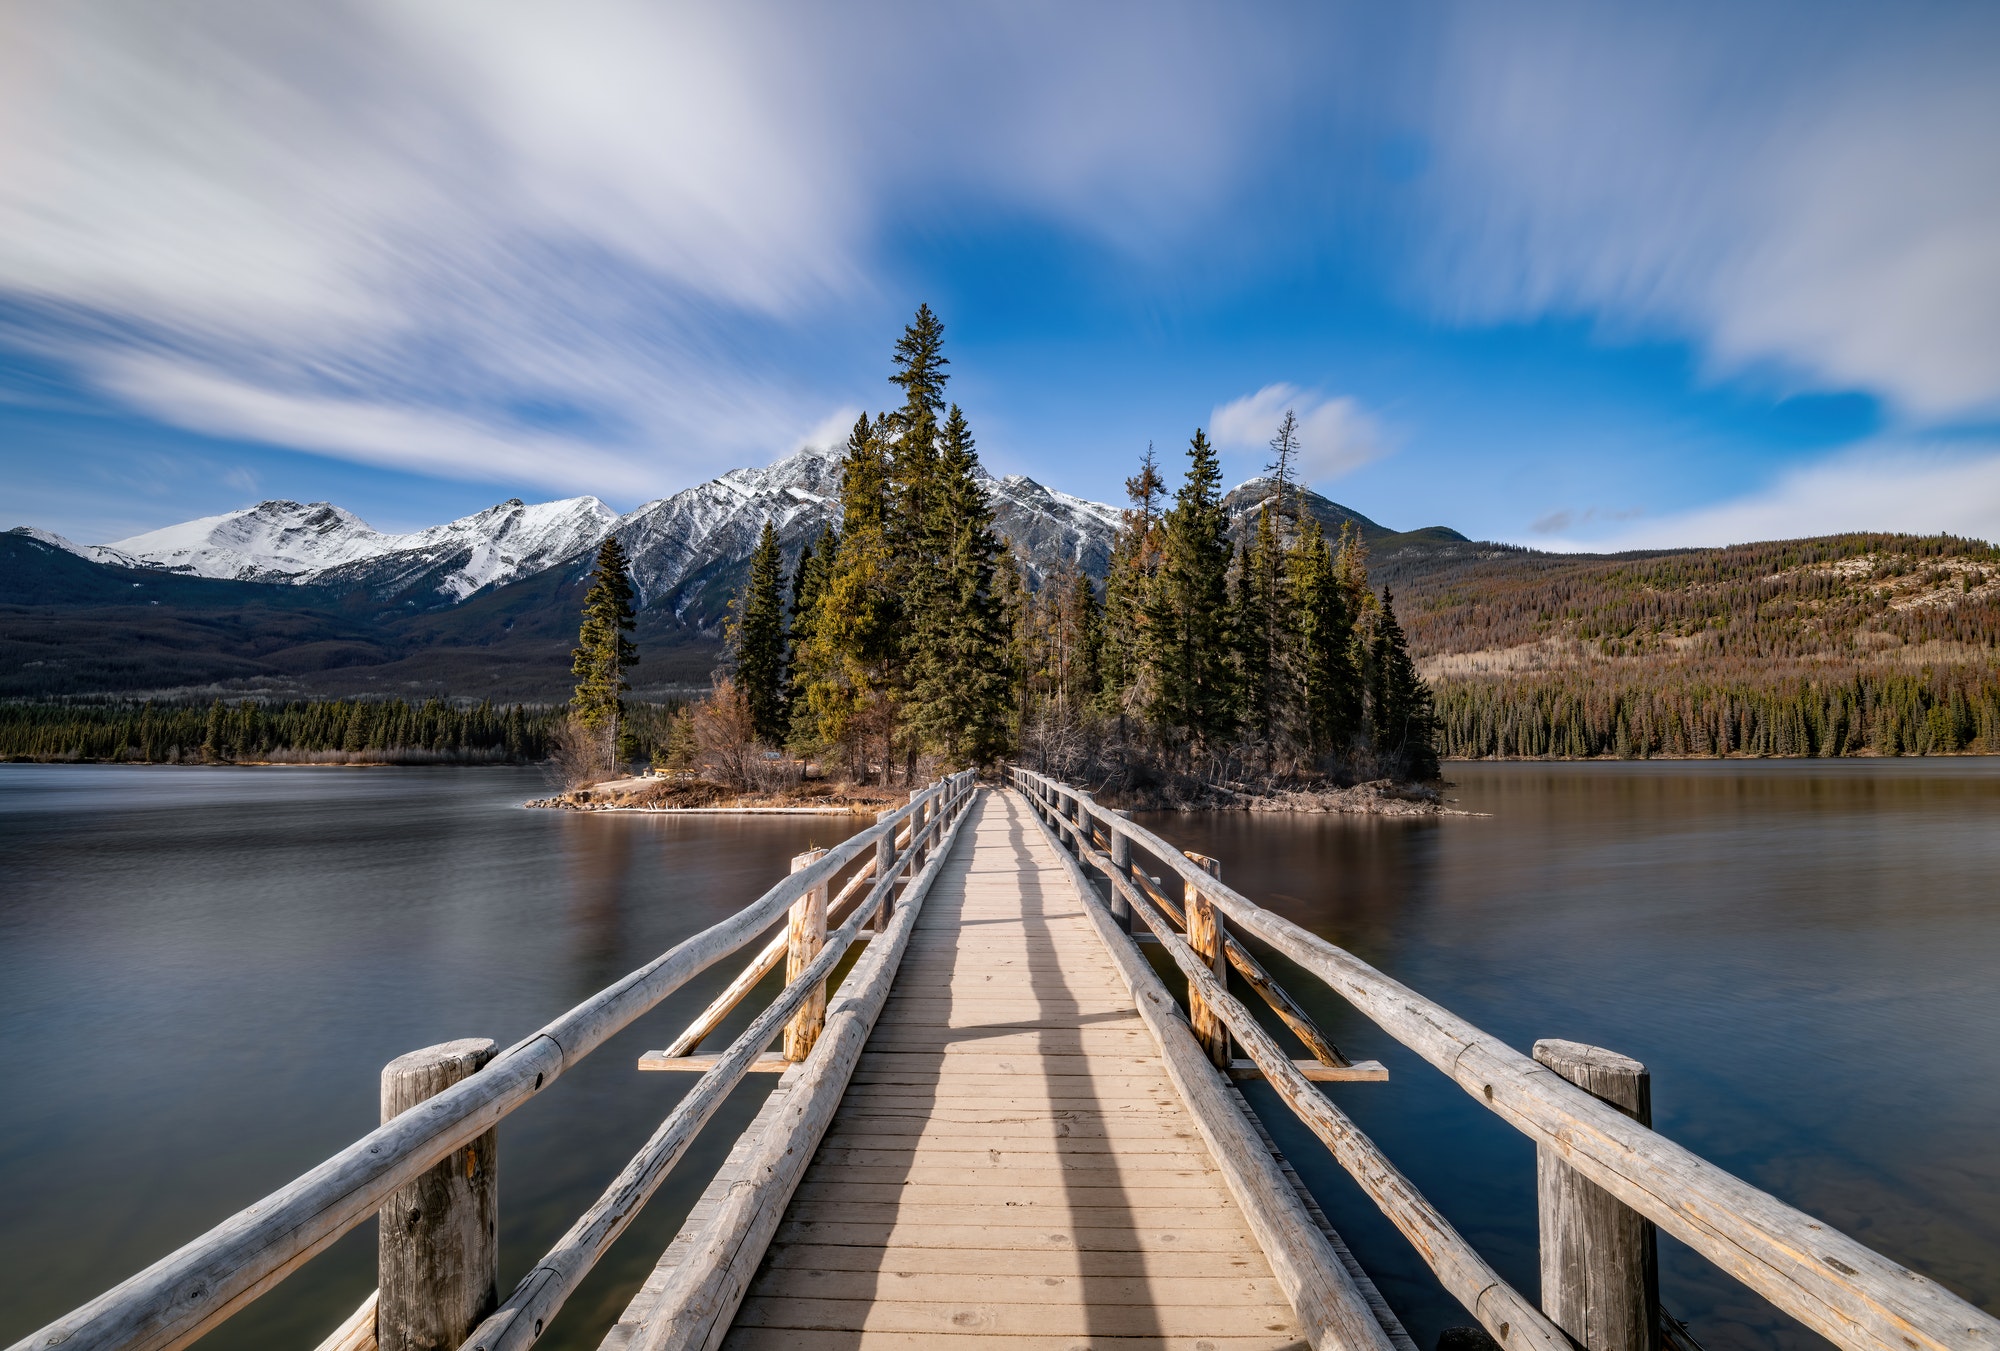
[103,496,618,600]
[5,526,139,568]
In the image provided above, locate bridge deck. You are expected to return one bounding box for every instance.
[718,788,1308,1349]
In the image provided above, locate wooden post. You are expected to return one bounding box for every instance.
[874,808,898,923]
[1072,790,1092,854]
[1535,1038,1661,1351]
[783,849,829,1061]
[907,789,928,867]
[378,1039,499,1351]
[1183,854,1230,1067]
[1108,809,1133,929]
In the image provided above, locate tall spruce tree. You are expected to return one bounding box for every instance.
[1288,516,1362,760]
[791,415,895,777]
[1143,430,1237,756]
[907,402,1010,765]
[1367,587,1440,780]
[571,536,639,768]
[730,519,788,744]
[786,523,835,726]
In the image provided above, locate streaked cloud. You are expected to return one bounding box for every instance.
[1538,442,2000,551]
[1211,385,1389,484]
[1416,3,2000,421]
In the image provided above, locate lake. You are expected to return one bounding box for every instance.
[2,761,1996,1350]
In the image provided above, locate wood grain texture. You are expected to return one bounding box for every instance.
[783,849,829,1061]
[1012,766,2000,1351]
[1535,1040,1660,1351]
[377,1040,498,1351]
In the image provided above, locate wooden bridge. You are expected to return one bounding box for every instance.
[15,773,2000,1351]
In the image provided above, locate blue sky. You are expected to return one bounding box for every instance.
[3,2,1999,549]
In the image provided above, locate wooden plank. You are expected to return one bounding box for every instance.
[1229,1058,1389,1083]
[723,1332,1306,1351]
[636,1053,789,1074]
[769,1220,1270,1254]
[730,1297,1299,1336]
[757,1243,1268,1279]
[742,1266,1285,1306]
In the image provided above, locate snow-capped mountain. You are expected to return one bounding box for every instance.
[4,527,139,569]
[101,496,619,604]
[19,448,1129,627]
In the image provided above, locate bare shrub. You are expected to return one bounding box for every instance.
[543,715,608,790]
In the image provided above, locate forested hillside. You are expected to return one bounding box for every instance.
[1391,534,2000,756]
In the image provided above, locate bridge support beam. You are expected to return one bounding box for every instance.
[784,848,829,1061]
[1184,853,1231,1068]
[1536,1039,1661,1351]
[378,1039,499,1351]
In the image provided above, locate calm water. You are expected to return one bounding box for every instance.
[2,762,1997,1349]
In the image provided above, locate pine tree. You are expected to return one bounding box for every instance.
[1230,537,1271,748]
[1367,587,1439,780]
[571,536,639,769]
[787,523,839,719]
[1288,516,1362,760]
[907,402,1010,765]
[730,519,788,744]
[1143,430,1237,757]
[1070,571,1103,716]
[791,414,896,778]
[1265,409,1301,528]
[1098,446,1168,733]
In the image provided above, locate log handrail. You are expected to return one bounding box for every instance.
[12,772,975,1351]
[1009,766,2000,1351]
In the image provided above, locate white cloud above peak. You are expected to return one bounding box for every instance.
[1210,385,1389,484]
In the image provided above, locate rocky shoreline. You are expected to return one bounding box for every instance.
[1092,777,1478,816]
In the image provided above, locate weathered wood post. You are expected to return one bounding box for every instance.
[908,789,928,867]
[874,807,898,924]
[1072,789,1093,854]
[378,1039,499,1351]
[784,848,829,1061]
[1107,809,1133,929]
[1182,853,1231,1067]
[1534,1038,1661,1351]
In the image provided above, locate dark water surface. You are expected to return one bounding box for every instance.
[2,762,1997,1349]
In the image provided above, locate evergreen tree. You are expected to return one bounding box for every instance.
[906,402,1010,765]
[1265,409,1301,528]
[791,413,897,777]
[1142,430,1237,756]
[1098,446,1167,731]
[1230,538,1271,746]
[1288,516,1362,759]
[786,523,836,724]
[1367,587,1440,780]
[1070,571,1103,716]
[571,536,639,769]
[729,519,788,743]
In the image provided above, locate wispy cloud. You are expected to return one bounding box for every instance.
[1536,442,2000,551]
[1210,384,1389,484]
[1415,3,2000,422]
[0,3,1304,496]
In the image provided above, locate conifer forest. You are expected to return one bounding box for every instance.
[721,307,1442,794]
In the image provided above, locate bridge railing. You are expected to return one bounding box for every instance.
[1009,765,2000,1351]
[13,770,977,1351]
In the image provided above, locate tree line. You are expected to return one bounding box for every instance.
[1435,667,2000,759]
[717,307,1441,789]
[0,698,564,764]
